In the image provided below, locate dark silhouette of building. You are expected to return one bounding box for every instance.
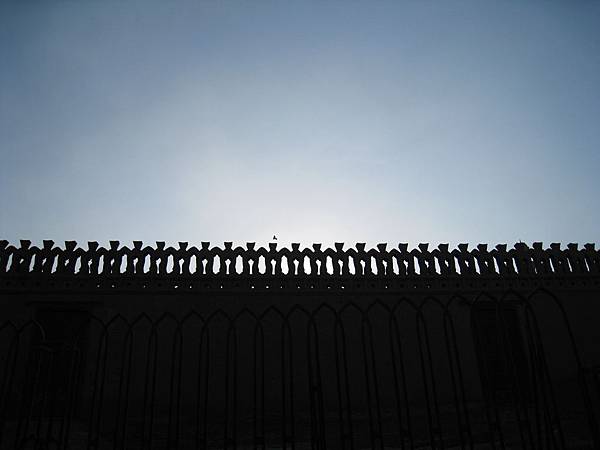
[1,240,599,449]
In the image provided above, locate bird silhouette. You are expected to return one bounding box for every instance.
[273,235,277,240]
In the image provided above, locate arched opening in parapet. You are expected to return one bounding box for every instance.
[280,255,289,274]
[347,257,356,275]
[164,256,174,274]
[290,257,300,275]
[187,256,197,274]
[234,254,243,275]
[257,255,266,274]
[303,255,311,274]
[392,257,400,275]
[73,257,82,274]
[199,257,208,275]
[433,257,441,275]
[325,256,333,274]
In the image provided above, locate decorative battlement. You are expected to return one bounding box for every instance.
[1,239,598,279]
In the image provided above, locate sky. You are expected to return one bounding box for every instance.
[1,0,599,251]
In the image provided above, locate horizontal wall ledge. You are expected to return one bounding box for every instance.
[2,273,599,295]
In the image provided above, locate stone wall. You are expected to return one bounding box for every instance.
[1,240,599,448]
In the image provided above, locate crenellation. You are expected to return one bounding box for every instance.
[323,245,337,276]
[308,243,321,276]
[472,244,493,275]
[584,243,599,273]
[0,239,599,279]
[549,243,567,275]
[491,244,513,275]
[567,243,586,274]
[433,243,455,276]
[413,243,431,275]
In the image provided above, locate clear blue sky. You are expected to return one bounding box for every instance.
[1,0,599,249]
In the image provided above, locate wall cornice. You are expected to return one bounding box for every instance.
[1,240,598,294]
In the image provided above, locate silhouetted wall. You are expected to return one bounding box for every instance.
[1,240,599,448]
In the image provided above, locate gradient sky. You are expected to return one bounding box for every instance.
[1,0,599,250]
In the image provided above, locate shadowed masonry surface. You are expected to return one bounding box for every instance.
[1,240,600,449]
